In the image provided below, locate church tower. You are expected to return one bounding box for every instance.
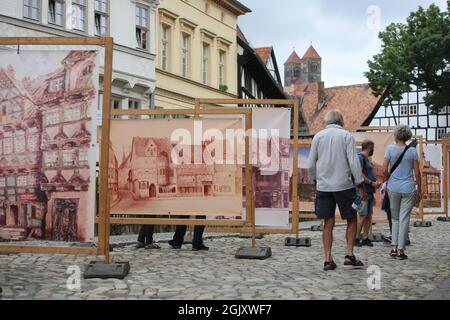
[284,51,302,86]
[284,45,321,87]
[299,45,321,83]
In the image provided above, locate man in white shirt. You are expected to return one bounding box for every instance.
[307,110,366,271]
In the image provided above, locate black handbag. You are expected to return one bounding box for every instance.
[381,140,417,211]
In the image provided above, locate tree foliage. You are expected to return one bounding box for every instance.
[365,1,450,113]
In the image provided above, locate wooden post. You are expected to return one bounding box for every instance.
[444,142,449,218]
[292,99,300,237]
[419,137,425,221]
[97,37,114,262]
[245,109,256,247]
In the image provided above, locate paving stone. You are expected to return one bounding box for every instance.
[1,221,450,300]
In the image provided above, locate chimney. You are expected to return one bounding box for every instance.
[318,81,325,102]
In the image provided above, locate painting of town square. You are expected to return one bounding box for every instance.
[422,145,443,210]
[289,146,316,213]
[0,50,98,242]
[108,118,244,216]
[244,108,291,227]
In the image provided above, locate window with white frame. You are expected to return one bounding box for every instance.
[219,50,226,86]
[0,177,5,188]
[3,138,13,155]
[409,104,418,115]
[161,25,170,71]
[438,106,449,114]
[136,5,149,50]
[24,0,40,20]
[400,105,408,116]
[437,128,447,140]
[48,77,65,92]
[44,151,58,167]
[17,176,28,187]
[95,0,109,36]
[63,149,76,166]
[48,0,65,26]
[129,99,140,119]
[28,175,36,186]
[45,110,60,125]
[64,106,81,122]
[15,132,25,154]
[71,0,86,31]
[79,149,88,165]
[0,140,2,155]
[7,177,15,187]
[181,33,190,78]
[202,43,210,85]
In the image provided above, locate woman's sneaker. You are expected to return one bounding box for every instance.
[390,249,398,258]
[397,249,408,260]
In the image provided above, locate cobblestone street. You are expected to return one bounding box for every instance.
[1,218,449,300]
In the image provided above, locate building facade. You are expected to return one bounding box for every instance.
[117,137,238,199]
[155,0,251,109]
[237,26,286,102]
[368,87,450,141]
[0,0,160,144]
[0,68,44,239]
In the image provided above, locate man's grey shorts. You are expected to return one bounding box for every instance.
[315,188,357,220]
[359,197,374,216]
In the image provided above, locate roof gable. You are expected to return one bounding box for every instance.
[302,45,321,59]
[284,51,302,65]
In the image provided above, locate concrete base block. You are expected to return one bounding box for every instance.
[235,246,272,260]
[414,221,432,227]
[84,261,130,279]
[285,237,312,247]
[310,225,323,231]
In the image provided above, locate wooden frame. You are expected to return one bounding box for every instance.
[0,36,113,258]
[106,108,254,246]
[419,140,449,219]
[194,99,301,242]
[357,126,450,220]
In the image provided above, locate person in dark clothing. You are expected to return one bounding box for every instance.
[168,215,209,251]
[136,225,160,249]
[355,140,381,247]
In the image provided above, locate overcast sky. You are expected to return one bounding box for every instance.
[237,0,448,87]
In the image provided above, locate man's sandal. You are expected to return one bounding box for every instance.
[344,255,364,267]
[323,260,337,271]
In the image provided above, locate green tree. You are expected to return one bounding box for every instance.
[365,1,450,113]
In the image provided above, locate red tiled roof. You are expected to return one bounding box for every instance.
[302,45,321,59]
[254,47,272,65]
[291,82,319,97]
[284,51,302,65]
[301,84,384,135]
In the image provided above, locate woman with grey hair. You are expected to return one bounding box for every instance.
[382,125,421,260]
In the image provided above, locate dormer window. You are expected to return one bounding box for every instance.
[49,77,65,93]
